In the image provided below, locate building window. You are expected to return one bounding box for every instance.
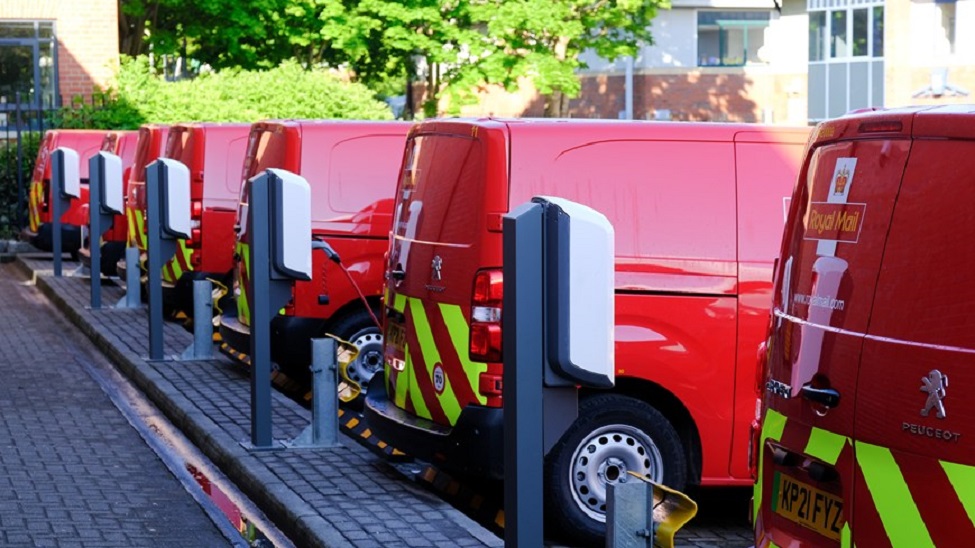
[809,4,883,61]
[697,11,771,67]
[0,21,58,108]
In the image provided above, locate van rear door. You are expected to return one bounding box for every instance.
[758,112,914,546]
[850,107,975,545]
[384,121,506,427]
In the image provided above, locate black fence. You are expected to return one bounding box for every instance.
[0,92,104,240]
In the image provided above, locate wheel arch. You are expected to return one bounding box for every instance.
[581,377,703,486]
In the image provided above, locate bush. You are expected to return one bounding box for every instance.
[0,133,42,239]
[59,57,393,130]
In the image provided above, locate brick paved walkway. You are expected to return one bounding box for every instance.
[0,261,231,547]
[20,255,501,548]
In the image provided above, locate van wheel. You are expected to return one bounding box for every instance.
[329,307,384,401]
[544,394,686,546]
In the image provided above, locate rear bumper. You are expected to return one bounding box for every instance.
[21,223,82,253]
[219,313,325,372]
[363,376,505,478]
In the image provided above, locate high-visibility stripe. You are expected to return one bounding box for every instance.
[408,362,431,420]
[393,292,406,314]
[754,409,789,524]
[409,298,461,424]
[804,427,846,465]
[940,460,975,528]
[856,442,934,548]
[126,207,137,247]
[237,242,251,326]
[842,524,852,548]
[763,409,788,442]
[439,303,488,405]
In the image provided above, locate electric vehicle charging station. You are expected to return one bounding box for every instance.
[88,152,124,309]
[244,168,312,450]
[502,196,614,547]
[145,158,191,361]
[51,147,81,278]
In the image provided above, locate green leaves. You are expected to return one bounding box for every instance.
[58,57,393,130]
[118,0,669,117]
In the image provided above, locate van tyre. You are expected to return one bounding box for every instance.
[544,394,686,546]
[329,307,384,404]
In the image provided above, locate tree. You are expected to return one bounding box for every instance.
[118,0,335,71]
[319,0,491,117]
[322,0,666,117]
[472,0,665,117]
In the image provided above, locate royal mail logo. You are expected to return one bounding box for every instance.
[833,165,851,195]
[804,202,866,243]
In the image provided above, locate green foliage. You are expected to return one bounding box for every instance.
[0,132,41,239]
[120,0,335,70]
[321,0,668,116]
[59,57,393,130]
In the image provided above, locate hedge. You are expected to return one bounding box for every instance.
[58,57,394,130]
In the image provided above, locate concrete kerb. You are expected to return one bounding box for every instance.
[23,257,347,548]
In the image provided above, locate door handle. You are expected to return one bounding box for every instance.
[800,385,840,409]
[390,266,406,281]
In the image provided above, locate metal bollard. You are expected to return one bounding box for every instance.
[286,337,340,448]
[180,279,213,360]
[117,247,142,308]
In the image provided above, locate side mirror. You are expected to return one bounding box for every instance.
[53,147,81,199]
[267,168,312,281]
[96,152,124,215]
[158,158,191,240]
[536,196,615,389]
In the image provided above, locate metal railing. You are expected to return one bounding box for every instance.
[0,91,103,239]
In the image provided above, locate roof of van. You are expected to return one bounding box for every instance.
[413,117,810,144]
[812,105,975,146]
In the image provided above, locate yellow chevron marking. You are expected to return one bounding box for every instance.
[856,442,934,548]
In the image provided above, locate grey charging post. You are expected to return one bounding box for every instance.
[145,158,191,361]
[502,196,614,548]
[245,168,312,450]
[51,147,81,277]
[88,152,124,308]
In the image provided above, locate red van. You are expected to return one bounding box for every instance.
[754,106,975,547]
[78,130,139,276]
[156,123,250,315]
[115,125,169,288]
[218,120,410,387]
[364,118,810,543]
[23,129,108,254]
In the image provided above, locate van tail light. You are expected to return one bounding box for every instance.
[191,250,202,268]
[858,120,902,134]
[191,199,203,218]
[470,269,503,363]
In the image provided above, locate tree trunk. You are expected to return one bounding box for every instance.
[543,91,570,118]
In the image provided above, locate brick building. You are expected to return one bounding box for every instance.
[0,0,119,108]
[445,0,974,125]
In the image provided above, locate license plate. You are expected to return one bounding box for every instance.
[386,322,406,349]
[773,472,845,541]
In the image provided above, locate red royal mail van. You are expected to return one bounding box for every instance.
[218,120,410,389]
[23,129,108,255]
[116,125,169,287]
[156,123,250,316]
[364,118,810,543]
[79,130,139,276]
[754,106,975,547]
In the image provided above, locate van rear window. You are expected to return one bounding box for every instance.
[398,134,485,246]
